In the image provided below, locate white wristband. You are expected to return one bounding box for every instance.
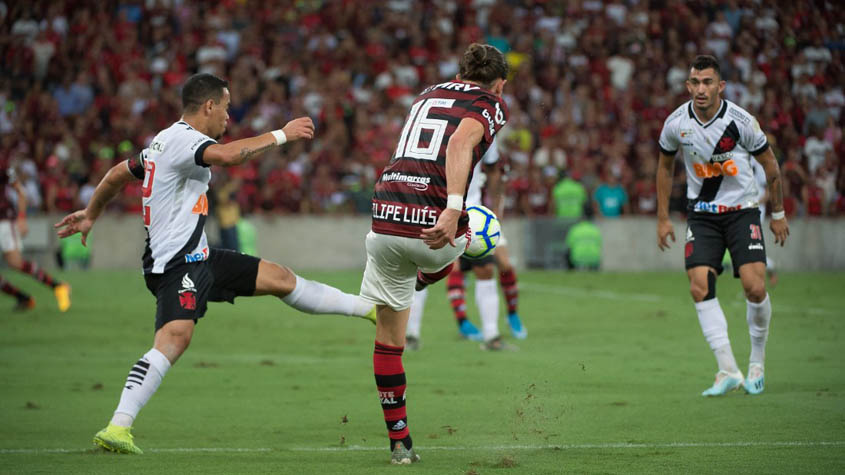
[446,194,464,211]
[771,210,785,220]
[270,129,287,146]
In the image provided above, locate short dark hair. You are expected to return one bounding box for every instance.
[181,73,228,112]
[459,43,508,88]
[690,55,721,78]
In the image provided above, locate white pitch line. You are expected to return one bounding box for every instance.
[290,441,845,451]
[0,447,273,454]
[3,441,843,455]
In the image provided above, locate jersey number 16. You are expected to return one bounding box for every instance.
[394,98,456,162]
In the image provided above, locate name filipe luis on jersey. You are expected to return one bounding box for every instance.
[372,202,438,226]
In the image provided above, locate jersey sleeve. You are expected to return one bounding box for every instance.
[658,115,680,156]
[740,116,769,156]
[464,95,509,144]
[185,130,217,169]
[126,149,147,180]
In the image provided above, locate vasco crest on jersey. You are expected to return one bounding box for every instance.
[178,273,197,310]
[717,136,736,153]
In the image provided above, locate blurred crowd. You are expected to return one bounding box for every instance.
[1,0,843,220]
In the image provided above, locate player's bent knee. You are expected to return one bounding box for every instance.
[689,271,716,302]
[474,263,495,280]
[743,281,766,302]
[155,321,194,362]
[257,260,296,296]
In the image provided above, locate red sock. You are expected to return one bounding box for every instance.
[1,276,30,301]
[446,267,467,322]
[20,261,58,288]
[499,269,518,315]
[416,264,453,287]
[374,341,412,450]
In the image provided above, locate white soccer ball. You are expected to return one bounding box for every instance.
[464,205,501,259]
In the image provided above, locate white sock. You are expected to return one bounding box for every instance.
[475,278,500,341]
[111,348,171,427]
[747,293,772,365]
[695,298,739,374]
[407,289,428,339]
[282,274,371,317]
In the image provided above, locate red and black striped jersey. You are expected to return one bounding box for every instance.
[372,80,508,239]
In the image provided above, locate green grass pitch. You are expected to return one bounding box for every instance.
[1,269,843,474]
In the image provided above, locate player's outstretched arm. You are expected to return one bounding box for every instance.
[754,148,789,246]
[421,118,484,250]
[202,117,314,167]
[655,152,676,251]
[54,161,137,246]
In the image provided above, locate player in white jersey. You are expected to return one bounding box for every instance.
[656,55,789,397]
[55,74,376,454]
[406,139,526,350]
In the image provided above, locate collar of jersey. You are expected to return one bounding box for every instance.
[688,99,727,128]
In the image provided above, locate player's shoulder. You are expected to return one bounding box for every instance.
[724,100,757,128]
[663,101,690,126]
[160,120,211,140]
[154,120,214,152]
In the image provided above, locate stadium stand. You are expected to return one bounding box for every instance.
[1,1,842,218]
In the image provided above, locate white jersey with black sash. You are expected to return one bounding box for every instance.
[659,99,769,214]
[126,120,216,274]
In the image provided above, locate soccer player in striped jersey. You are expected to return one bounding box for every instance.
[406,138,526,351]
[56,73,376,454]
[656,55,789,397]
[360,43,508,464]
[0,163,70,311]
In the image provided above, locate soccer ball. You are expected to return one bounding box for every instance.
[464,205,501,259]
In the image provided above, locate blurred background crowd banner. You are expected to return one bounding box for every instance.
[1,0,843,269]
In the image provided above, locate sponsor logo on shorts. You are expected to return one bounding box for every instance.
[747,243,764,251]
[686,227,694,242]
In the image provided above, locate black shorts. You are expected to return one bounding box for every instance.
[459,254,495,272]
[144,248,261,331]
[684,208,766,278]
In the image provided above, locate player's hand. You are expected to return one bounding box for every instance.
[421,208,460,250]
[16,216,28,237]
[54,210,94,246]
[657,217,675,251]
[770,216,789,246]
[281,117,315,141]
